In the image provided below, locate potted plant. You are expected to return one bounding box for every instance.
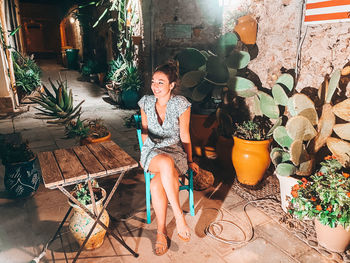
[29,78,111,145]
[68,180,110,250]
[65,118,111,145]
[289,156,350,252]
[120,64,142,109]
[0,141,40,198]
[232,117,273,186]
[12,51,41,100]
[105,56,127,104]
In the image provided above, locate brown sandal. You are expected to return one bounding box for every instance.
[155,231,169,256]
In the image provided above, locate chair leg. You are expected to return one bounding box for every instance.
[188,170,195,216]
[145,172,152,224]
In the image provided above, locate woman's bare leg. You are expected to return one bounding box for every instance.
[150,174,168,234]
[148,154,190,238]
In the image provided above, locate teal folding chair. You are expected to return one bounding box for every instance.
[134,114,195,224]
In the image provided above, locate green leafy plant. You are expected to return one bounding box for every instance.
[65,118,109,140]
[120,64,142,91]
[12,51,41,94]
[73,179,101,206]
[106,55,127,83]
[234,117,272,141]
[0,141,35,165]
[289,156,350,230]
[29,78,84,125]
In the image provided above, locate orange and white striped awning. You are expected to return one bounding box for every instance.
[305,0,350,24]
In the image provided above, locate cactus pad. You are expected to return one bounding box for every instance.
[216,32,239,57]
[326,137,350,167]
[287,93,316,118]
[298,108,318,126]
[225,51,250,69]
[258,91,280,119]
[333,123,350,141]
[181,71,205,88]
[325,69,341,104]
[290,139,310,166]
[206,56,229,84]
[286,115,317,141]
[276,73,294,92]
[176,48,206,75]
[314,103,335,152]
[296,158,314,176]
[192,80,214,102]
[273,126,293,148]
[276,163,297,177]
[272,84,289,106]
[270,147,283,166]
[227,77,257,98]
[332,98,350,121]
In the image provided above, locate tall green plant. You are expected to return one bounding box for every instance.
[12,51,41,94]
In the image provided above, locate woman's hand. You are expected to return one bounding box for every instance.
[188,161,199,174]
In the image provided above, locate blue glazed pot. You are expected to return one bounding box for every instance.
[4,156,40,198]
[121,89,139,109]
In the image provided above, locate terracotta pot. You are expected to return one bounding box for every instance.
[193,28,202,38]
[97,73,105,86]
[234,15,257,45]
[232,136,271,186]
[275,173,298,213]
[80,131,111,145]
[132,36,142,45]
[216,136,234,168]
[190,114,218,157]
[315,218,350,253]
[68,188,110,250]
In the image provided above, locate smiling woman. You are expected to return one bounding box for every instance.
[137,60,199,256]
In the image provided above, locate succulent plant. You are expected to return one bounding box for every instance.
[29,78,84,125]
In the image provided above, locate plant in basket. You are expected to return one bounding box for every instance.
[289,155,350,252]
[68,179,110,250]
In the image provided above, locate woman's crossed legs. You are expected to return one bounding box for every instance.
[148,153,190,254]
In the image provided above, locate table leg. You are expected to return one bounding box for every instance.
[57,171,139,262]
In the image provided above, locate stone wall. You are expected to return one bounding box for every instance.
[238,0,350,91]
[152,0,223,64]
[144,0,350,93]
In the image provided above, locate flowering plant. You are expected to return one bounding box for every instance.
[289,156,350,230]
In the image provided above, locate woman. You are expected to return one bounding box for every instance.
[138,60,199,256]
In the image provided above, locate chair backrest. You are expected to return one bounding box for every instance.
[134,114,143,150]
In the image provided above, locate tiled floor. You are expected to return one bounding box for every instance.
[0,60,336,263]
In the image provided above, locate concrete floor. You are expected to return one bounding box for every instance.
[0,60,333,263]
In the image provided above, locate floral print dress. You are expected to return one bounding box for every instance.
[138,95,191,175]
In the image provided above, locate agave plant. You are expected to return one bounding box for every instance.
[29,79,84,124]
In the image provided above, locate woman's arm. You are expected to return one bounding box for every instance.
[179,107,199,174]
[140,108,149,144]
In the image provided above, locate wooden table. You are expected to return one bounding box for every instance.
[37,140,139,262]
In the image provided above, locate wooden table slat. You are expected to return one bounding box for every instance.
[54,148,88,184]
[86,142,122,174]
[100,141,138,172]
[72,145,107,178]
[38,151,64,188]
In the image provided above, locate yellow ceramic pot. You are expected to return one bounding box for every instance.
[234,15,257,45]
[232,136,271,186]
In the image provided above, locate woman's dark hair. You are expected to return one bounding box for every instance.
[154,60,179,86]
